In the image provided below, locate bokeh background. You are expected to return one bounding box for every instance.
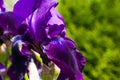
[0,0,120,80]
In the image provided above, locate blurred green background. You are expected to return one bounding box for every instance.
[0,0,120,80]
[58,0,120,80]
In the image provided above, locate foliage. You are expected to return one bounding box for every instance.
[58,0,120,80]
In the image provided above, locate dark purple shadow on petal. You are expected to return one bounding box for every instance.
[7,66,18,80]
[0,38,3,45]
[47,24,65,38]
[0,12,17,35]
[0,76,2,80]
[57,71,69,80]
[17,23,28,35]
[0,63,5,69]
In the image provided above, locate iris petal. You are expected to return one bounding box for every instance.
[14,0,42,19]
[42,37,85,80]
[13,0,40,25]
[28,0,58,43]
[0,0,5,12]
[0,12,16,35]
[0,63,6,75]
[46,7,66,38]
[7,65,18,80]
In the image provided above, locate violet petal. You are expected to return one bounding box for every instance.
[13,0,42,26]
[0,63,6,75]
[0,0,5,12]
[0,12,16,35]
[46,7,66,38]
[42,37,85,80]
[28,0,58,43]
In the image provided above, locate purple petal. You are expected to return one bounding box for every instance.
[65,37,86,71]
[0,12,17,36]
[0,0,5,12]
[0,63,6,75]
[0,76,3,80]
[42,37,85,80]
[17,22,28,35]
[7,66,18,80]
[75,50,86,72]
[57,71,69,80]
[47,24,65,38]
[13,0,41,26]
[46,7,66,38]
[27,0,57,43]
[47,7,64,26]
[0,63,6,80]
[0,12,27,36]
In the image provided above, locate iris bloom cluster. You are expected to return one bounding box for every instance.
[0,0,86,80]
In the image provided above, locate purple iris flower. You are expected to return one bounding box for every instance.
[0,0,86,80]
